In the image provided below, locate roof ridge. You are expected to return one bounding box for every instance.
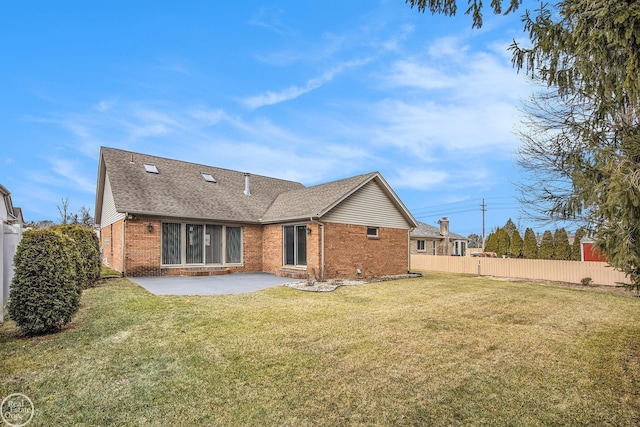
[100,146,304,186]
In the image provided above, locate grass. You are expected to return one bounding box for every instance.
[1,272,639,426]
[100,264,121,277]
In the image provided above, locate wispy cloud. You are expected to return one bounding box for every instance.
[50,158,96,193]
[248,7,291,37]
[243,57,373,108]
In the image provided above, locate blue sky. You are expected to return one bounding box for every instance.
[0,1,540,236]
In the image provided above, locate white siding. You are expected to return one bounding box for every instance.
[322,180,411,229]
[100,172,125,228]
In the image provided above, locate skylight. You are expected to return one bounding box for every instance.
[201,173,216,183]
[143,163,159,174]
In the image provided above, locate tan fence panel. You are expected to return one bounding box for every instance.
[410,255,631,287]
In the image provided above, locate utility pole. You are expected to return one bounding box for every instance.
[481,199,486,250]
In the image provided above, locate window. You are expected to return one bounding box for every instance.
[144,163,159,174]
[417,239,426,252]
[284,225,307,266]
[226,226,242,264]
[367,227,379,238]
[162,223,182,265]
[432,240,437,255]
[161,223,242,266]
[186,224,204,264]
[205,225,222,264]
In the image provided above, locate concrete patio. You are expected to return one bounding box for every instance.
[129,273,302,296]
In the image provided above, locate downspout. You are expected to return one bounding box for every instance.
[407,228,413,274]
[309,217,325,280]
[122,215,127,277]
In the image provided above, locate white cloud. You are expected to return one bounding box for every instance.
[389,168,449,190]
[243,57,373,109]
[50,158,95,193]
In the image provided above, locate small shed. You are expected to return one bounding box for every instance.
[580,237,606,262]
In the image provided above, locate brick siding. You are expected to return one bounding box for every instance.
[102,218,409,279]
[100,219,123,273]
[323,223,408,279]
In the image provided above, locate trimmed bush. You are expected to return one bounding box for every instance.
[53,225,101,288]
[8,229,82,335]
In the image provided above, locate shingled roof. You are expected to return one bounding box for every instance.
[261,172,379,222]
[96,147,416,227]
[96,147,304,223]
[410,221,467,240]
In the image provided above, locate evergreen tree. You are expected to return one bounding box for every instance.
[571,227,587,261]
[510,229,524,258]
[484,230,498,253]
[467,233,482,248]
[407,0,640,289]
[538,230,555,260]
[553,228,571,260]
[523,228,538,259]
[495,227,510,258]
[503,218,517,237]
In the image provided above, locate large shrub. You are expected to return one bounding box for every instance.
[484,230,498,253]
[522,228,538,259]
[510,229,524,258]
[553,228,572,261]
[495,227,510,258]
[538,230,555,260]
[8,229,82,335]
[53,224,101,288]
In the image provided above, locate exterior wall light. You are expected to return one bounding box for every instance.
[306,226,312,234]
[147,223,153,233]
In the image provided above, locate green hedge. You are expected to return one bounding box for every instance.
[8,229,82,335]
[53,225,101,288]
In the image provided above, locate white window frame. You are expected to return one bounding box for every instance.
[161,222,243,267]
[417,239,426,252]
[366,227,379,238]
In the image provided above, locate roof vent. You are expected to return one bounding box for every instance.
[201,173,216,183]
[244,173,251,196]
[143,163,159,174]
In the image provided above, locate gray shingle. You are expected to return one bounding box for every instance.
[410,221,467,240]
[102,147,304,223]
[261,172,378,222]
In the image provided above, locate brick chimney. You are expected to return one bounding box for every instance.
[439,217,450,256]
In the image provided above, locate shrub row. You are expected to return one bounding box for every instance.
[8,226,101,335]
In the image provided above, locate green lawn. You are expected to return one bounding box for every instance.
[1,272,639,426]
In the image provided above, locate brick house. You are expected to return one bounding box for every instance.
[95,147,418,279]
[410,218,468,256]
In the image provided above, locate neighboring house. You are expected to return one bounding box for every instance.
[94,147,418,279]
[410,218,468,256]
[1,184,24,323]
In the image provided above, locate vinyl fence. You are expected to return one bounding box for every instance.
[1,222,22,323]
[410,254,631,287]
